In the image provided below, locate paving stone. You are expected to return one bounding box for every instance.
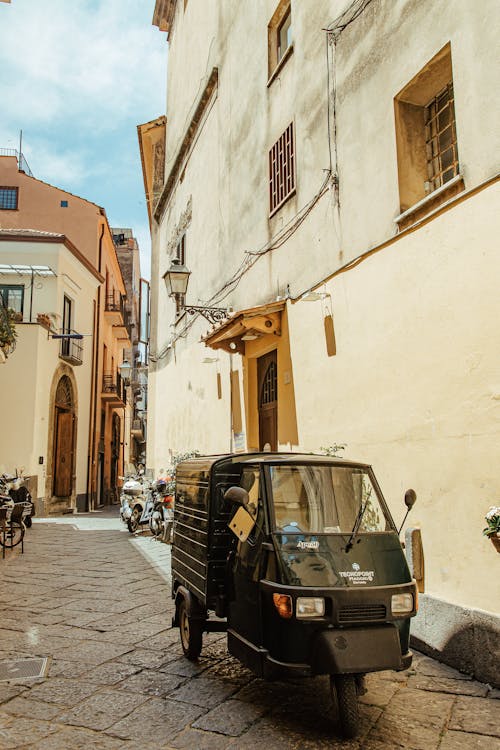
[412,652,473,681]
[168,674,239,707]
[0,683,29,705]
[56,640,133,665]
[192,698,268,736]
[170,726,235,749]
[57,688,149,730]
[203,657,254,687]
[117,647,172,670]
[359,673,400,707]
[449,695,500,737]
[27,677,100,706]
[25,725,128,750]
[79,661,141,686]
[439,729,500,749]
[107,696,205,743]
[1,695,64,720]
[407,674,489,697]
[0,715,58,749]
[158,656,212,677]
[47,658,97,679]
[117,668,186,696]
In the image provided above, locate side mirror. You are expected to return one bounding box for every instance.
[404,489,417,509]
[398,489,417,535]
[224,486,250,507]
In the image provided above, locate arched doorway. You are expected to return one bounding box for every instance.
[52,375,76,497]
[258,350,278,451]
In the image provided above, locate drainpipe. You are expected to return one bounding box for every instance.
[86,222,105,510]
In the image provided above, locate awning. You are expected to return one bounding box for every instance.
[202,300,285,354]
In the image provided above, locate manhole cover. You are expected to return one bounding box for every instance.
[0,658,50,682]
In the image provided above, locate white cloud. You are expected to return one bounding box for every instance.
[0,0,165,130]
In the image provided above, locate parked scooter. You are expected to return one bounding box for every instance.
[149,478,174,543]
[119,468,154,534]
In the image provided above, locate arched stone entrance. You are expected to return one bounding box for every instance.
[45,365,78,514]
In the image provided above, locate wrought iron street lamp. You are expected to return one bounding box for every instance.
[163,258,228,325]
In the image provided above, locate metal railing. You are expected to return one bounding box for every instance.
[59,330,83,365]
[0,148,33,177]
[102,371,126,403]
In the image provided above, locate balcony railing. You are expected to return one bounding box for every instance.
[58,330,83,366]
[105,291,132,340]
[0,148,33,177]
[102,371,126,404]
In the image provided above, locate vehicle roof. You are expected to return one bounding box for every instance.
[177,452,372,471]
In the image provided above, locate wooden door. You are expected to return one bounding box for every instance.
[54,411,74,497]
[258,350,278,452]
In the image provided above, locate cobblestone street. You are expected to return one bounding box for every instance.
[0,512,498,750]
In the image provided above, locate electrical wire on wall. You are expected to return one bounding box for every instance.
[150,0,376,363]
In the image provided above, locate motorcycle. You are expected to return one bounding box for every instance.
[119,470,154,534]
[0,472,35,528]
[149,478,174,543]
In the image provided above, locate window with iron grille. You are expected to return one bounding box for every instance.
[0,187,18,210]
[424,83,459,193]
[269,122,295,215]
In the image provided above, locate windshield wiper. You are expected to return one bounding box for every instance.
[345,502,367,552]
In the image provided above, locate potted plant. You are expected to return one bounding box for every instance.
[0,307,18,358]
[483,506,500,552]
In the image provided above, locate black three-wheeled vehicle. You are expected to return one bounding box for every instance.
[171,453,417,738]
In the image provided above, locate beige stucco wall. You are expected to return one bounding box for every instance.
[0,239,97,507]
[148,0,500,619]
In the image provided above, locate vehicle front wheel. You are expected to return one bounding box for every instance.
[127,507,140,533]
[178,597,203,660]
[331,674,360,739]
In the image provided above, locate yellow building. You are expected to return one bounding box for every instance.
[0,154,131,512]
[144,0,500,684]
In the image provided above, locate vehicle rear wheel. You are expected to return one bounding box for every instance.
[331,674,359,739]
[178,597,203,660]
[0,522,24,548]
[127,507,140,533]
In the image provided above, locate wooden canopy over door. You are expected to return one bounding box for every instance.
[258,350,278,451]
[53,376,75,498]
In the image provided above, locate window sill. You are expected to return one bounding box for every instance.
[395,174,464,231]
[267,43,294,88]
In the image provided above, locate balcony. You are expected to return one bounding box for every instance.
[58,330,83,366]
[101,371,126,406]
[105,291,132,341]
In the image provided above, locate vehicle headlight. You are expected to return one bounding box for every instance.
[391,593,414,615]
[296,597,325,619]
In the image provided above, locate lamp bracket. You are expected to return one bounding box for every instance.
[184,305,228,325]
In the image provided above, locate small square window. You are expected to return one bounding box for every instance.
[60,200,68,207]
[277,9,292,64]
[268,1,292,79]
[0,187,18,210]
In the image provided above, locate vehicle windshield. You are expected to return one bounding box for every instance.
[269,464,391,534]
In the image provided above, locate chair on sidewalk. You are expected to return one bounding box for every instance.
[0,504,25,557]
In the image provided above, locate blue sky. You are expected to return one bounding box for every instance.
[0,0,167,278]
